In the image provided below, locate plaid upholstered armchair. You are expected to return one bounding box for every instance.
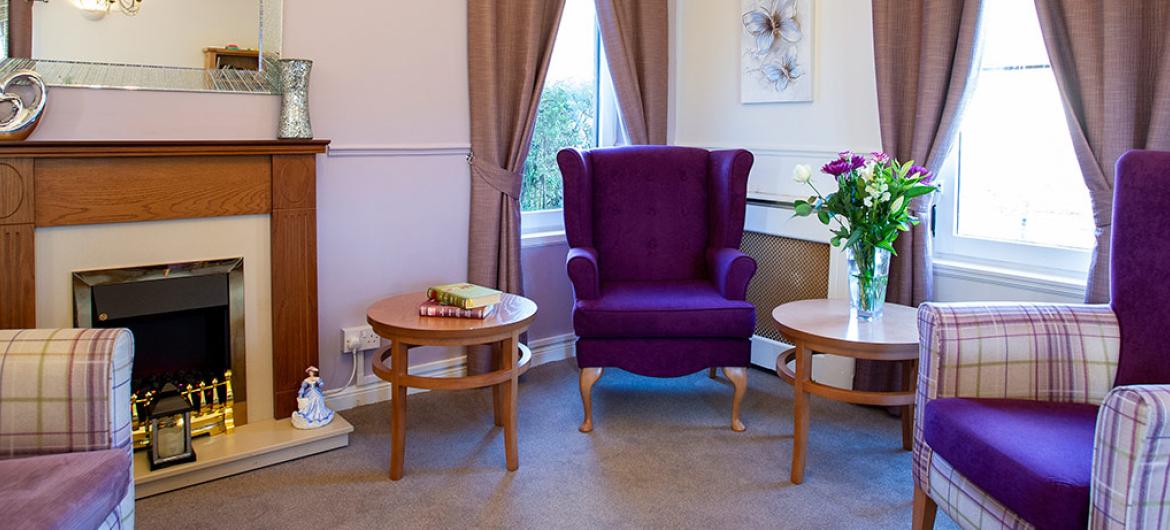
[0,329,136,529]
[912,151,1170,530]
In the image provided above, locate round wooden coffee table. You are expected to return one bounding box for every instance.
[771,298,919,484]
[367,291,537,480]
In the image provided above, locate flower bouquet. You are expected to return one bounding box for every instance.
[791,151,939,320]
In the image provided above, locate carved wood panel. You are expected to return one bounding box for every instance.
[0,159,35,329]
[271,155,319,419]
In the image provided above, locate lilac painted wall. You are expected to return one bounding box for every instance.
[521,241,575,341]
[29,1,579,389]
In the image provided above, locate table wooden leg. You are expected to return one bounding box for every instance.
[791,342,812,484]
[491,342,503,427]
[500,333,520,471]
[389,340,408,480]
[902,359,917,451]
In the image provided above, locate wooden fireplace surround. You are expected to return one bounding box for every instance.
[0,140,330,418]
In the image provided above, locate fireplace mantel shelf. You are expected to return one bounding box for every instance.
[0,138,330,419]
[0,139,330,158]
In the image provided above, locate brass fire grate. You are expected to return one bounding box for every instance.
[131,370,236,449]
[740,231,830,341]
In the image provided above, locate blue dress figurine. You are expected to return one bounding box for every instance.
[292,366,335,429]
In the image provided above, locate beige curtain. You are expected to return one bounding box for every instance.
[466,0,566,372]
[855,0,984,396]
[595,0,669,145]
[7,0,31,58]
[1034,0,1170,303]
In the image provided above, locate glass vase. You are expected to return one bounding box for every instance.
[278,59,313,139]
[847,243,891,321]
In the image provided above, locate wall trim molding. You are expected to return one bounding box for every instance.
[934,258,1087,300]
[325,333,577,411]
[326,144,471,158]
[686,143,883,159]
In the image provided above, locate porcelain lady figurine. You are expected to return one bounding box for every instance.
[291,366,334,429]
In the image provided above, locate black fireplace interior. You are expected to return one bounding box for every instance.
[90,274,231,400]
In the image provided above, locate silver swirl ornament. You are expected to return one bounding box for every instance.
[0,70,47,141]
[278,59,313,139]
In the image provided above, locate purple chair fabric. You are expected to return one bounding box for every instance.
[1110,150,1170,386]
[558,145,757,378]
[924,399,1098,530]
[0,449,131,530]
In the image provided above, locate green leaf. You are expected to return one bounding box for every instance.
[817,210,830,225]
[830,236,842,246]
[903,185,938,199]
[877,240,898,255]
[793,200,812,216]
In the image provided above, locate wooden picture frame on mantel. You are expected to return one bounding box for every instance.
[0,139,329,419]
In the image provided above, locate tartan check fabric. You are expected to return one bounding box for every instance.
[0,328,135,529]
[1091,386,1170,529]
[926,452,1034,530]
[914,303,1126,529]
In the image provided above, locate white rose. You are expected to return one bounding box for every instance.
[881,191,891,201]
[792,164,813,184]
[863,197,874,207]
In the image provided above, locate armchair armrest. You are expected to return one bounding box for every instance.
[916,303,1120,407]
[566,247,600,300]
[707,248,757,300]
[1091,385,1170,529]
[0,329,134,458]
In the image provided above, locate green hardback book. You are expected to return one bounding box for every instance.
[425,282,503,309]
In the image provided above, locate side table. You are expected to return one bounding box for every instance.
[367,291,537,480]
[772,299,920,484]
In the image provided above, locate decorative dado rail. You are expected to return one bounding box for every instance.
[0,139,330,419]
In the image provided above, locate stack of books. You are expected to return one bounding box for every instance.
[419,282,503,319]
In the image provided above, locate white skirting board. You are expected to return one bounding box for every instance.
[750,334,855,390]
[325,332,854,413]
[133,415,353,498]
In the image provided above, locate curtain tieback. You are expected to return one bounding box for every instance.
[471,157,522,200]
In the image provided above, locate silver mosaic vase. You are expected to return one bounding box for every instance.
[278,59,313,139]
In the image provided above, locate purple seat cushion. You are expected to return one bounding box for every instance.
[0,448,130,530]
[924,398,1098,530]
[573,280,755,339]
[1111,150,1170,385]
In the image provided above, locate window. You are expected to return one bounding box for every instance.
[935,0,1093,276]
[521,0,621,236]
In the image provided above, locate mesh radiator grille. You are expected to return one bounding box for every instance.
[740,231,830,341]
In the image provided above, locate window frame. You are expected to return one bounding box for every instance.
[934,137,1092,281]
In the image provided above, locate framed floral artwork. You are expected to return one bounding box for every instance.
[740,0,814,103]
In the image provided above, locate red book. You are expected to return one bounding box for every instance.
[418,299,496,319]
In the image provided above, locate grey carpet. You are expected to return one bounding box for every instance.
[138,359,959,529]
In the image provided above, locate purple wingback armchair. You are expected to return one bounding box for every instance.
[912,151,1170,530]
[557,145,758,433]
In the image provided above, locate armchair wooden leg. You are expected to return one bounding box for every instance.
[724,367,747,432]
[912,484,937,530]
[708,367,717,379]
[578,367,604,433]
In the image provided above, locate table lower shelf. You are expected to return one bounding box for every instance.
[372,343,532,390]
[775,347,915,407]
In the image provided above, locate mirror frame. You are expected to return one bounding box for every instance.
[0,0,282,94]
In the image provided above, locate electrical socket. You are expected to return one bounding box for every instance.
[341,325,381,352]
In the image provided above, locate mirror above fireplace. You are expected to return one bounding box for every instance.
[0,0,282,93]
